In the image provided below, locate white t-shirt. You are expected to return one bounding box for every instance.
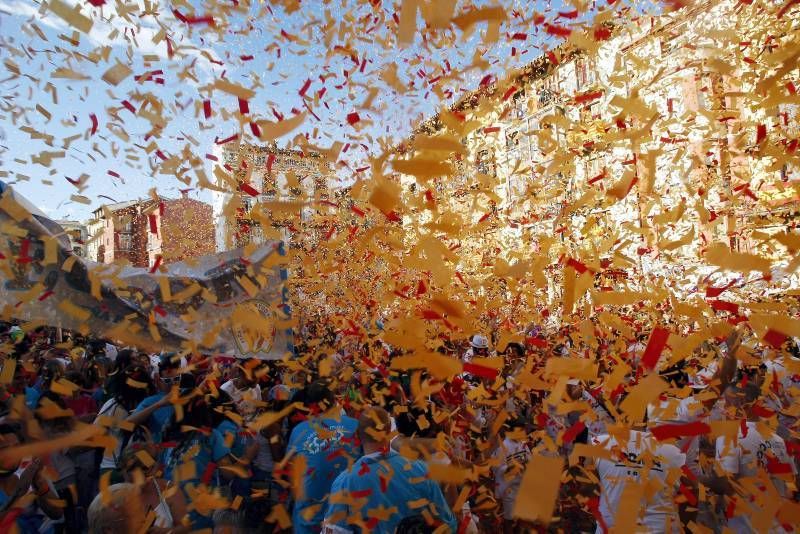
[220,380,262,415]
[595,430,686,534]
[583,390,613,439]
[716,421,796,533]
[94,398,129,470]
[492,437,530,517]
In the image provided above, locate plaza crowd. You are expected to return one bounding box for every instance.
[0,310,799,534]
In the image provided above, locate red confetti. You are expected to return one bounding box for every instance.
[240,183,260,197]
[594,25,612,41]
[502,86,518,101]
[347,112,360,125]
[756,123,767,144]
[462,363,499,380]
[562,421,586,444]
[238,98,250,115]
[148,213,158,234]
[89,113,98,135]
[544,23,572,37]
[764,329,788,349]
[709,299,740,315]
[651,421,711,440]
[299,79,312,97]
[641,327,670,371]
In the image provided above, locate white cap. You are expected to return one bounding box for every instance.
[470,334,489,349]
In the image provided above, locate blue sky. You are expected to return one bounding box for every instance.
[0,0,601,222]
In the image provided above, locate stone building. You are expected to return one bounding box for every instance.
[211,142,337,252]
[400,0,799,298]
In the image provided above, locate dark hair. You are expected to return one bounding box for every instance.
[305,380,335,411]
[0,423,21,439]
[158,353,181,371]
[112,349,137,374]
[107,364,152,411]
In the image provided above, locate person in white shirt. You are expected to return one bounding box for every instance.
[220,360,262,417]
[592,420,692,533]
[707,383,798,533]
[491,418,531,533]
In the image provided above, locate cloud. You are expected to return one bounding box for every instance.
[0,0,219,81]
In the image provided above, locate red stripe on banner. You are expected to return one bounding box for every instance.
[148,213,158,234]
[651,421,710,440]
[641,327,670,371]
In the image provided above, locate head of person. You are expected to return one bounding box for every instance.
[504,342,525,361]
[109,364,153,411]
[112,348,137,374]
[40,359,65,388]
[119,443,160,482]
[470,334,489,356]
[566,379,584,401]
[357,406,392,453]
[726,382,762,419]
[304,380,336,416]
[87,483,147,534]
[233,361,256,390]
[155,353,182,393]
[36,390,74,436]
[0,423,23,477]
[86,339,107,360]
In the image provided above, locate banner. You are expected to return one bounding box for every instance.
[0,182,293,359]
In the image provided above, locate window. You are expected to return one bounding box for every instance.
[576,57,596,90]
[118,233,132,251]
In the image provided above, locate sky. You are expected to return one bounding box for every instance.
[0,0,602,222]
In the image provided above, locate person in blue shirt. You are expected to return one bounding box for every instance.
[287,381,361,534]
[126,353,186,445]
[323,407,457,534]
[163,391,233,531]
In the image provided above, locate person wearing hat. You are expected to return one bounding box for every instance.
[463,334,490,364]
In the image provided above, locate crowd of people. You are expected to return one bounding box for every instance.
[1,314,799,533]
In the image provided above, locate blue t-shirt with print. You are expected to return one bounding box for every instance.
[164,428,231,530]
[324,451,457,534]
[287,414,361,534]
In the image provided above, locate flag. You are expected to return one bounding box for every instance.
[0,182,293,359]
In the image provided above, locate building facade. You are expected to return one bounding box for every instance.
[86,193,215,268]
[211,142,337,252]
[56,220,88,258]
[400,0,799,301]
